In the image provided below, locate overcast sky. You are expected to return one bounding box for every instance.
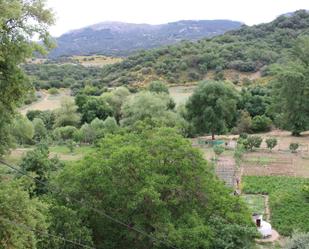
[47,0,309,37]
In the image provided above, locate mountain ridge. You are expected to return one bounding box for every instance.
[49,19,243,57]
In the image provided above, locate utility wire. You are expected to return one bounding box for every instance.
[0,159,180,249]
[0,217,96,249]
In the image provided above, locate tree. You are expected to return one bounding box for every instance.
[33,118,47,142]
[121,91,186,133]
[54,97,80,127]
[251,115,272,132]
[27,110,56,130]
[242,136,263,151]
[234,110,252,134]
[147,81,169,94]
[55,128,256,249]
[11,116,34,145]
[0,0,54,156]
[76,95,113,124]
[53,126,78,143]
[101,87,131,122]
[186,81,239,139]
[272,36,309,136]
[265,137,277,151]
[0,179,48,249]
[20,144,63,195]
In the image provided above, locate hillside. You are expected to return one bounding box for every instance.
[100,10,309,87]
[48,20,242,57]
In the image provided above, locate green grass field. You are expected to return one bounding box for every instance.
[242,194,265,216]
[243,176,309,236]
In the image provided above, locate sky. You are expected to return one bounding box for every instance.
[47,0,309,37]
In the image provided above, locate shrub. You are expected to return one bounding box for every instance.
[251,115,272,132]
[213,145,224,159]
[285,231,309,249]
[48,87,59,95]
[243,136,263,151]
[265,137,278,151]
[289,143,299,153]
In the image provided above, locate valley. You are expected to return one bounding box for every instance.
[0,2,308,249]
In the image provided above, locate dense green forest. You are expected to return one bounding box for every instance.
[1,1,309,248]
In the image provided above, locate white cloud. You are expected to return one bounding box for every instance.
[47,0,309,36]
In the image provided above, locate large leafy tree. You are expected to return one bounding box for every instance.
[272,36,309,135]
[186,81,239,139]
[0,178,48,249]
[0,0,54,155]
[121,91,186,133]
[55,127,256,249]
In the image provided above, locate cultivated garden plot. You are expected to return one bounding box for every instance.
[241,152,295,177]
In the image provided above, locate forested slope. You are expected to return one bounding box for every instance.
[100,10,309,86]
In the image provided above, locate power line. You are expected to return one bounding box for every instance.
[0,217,96,249]
[0,159,181,249]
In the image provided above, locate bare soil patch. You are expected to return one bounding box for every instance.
[20,89,72,115]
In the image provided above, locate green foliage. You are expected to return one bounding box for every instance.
[26,110,56,130]
[75,94,113,123]
[242,135,263,151]
[271,36,309,136]
[54,97,80,128]
[251,115,272,132]
[186,81,239,139]
[234,111,252,134]
[289,142,299,153]
[0,179,48,249]
[20,144,63,195]
[55,128,256,248]
[239,85,272,118]
[24,63,104,94]
[121,91,187,133]
[39,201,94,249]
[0,0,54,156]
[101,87,130,121]
[265,137,278,151]
[11,116,34,145]
[53,126,78,143]
[213,145,225,156]
[33,118,47,142]
[148,81,169,94]
[66,140,76,153]
[100,11,309,86]
[243,176,309,236]
[285,231,309,249]
[234,143,245,167]
[48,88,59,95]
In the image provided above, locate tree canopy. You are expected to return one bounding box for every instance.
[0,0,54,155]
[55,127,256,249]
[186,81,239,139]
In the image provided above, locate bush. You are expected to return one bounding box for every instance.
[243,136,263,151]
[265,137,278,151]
[285,231,309,249]
[48,87,59,95]
[251,115,272,132]
[289,143,299,153]
[213,145,224,159]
